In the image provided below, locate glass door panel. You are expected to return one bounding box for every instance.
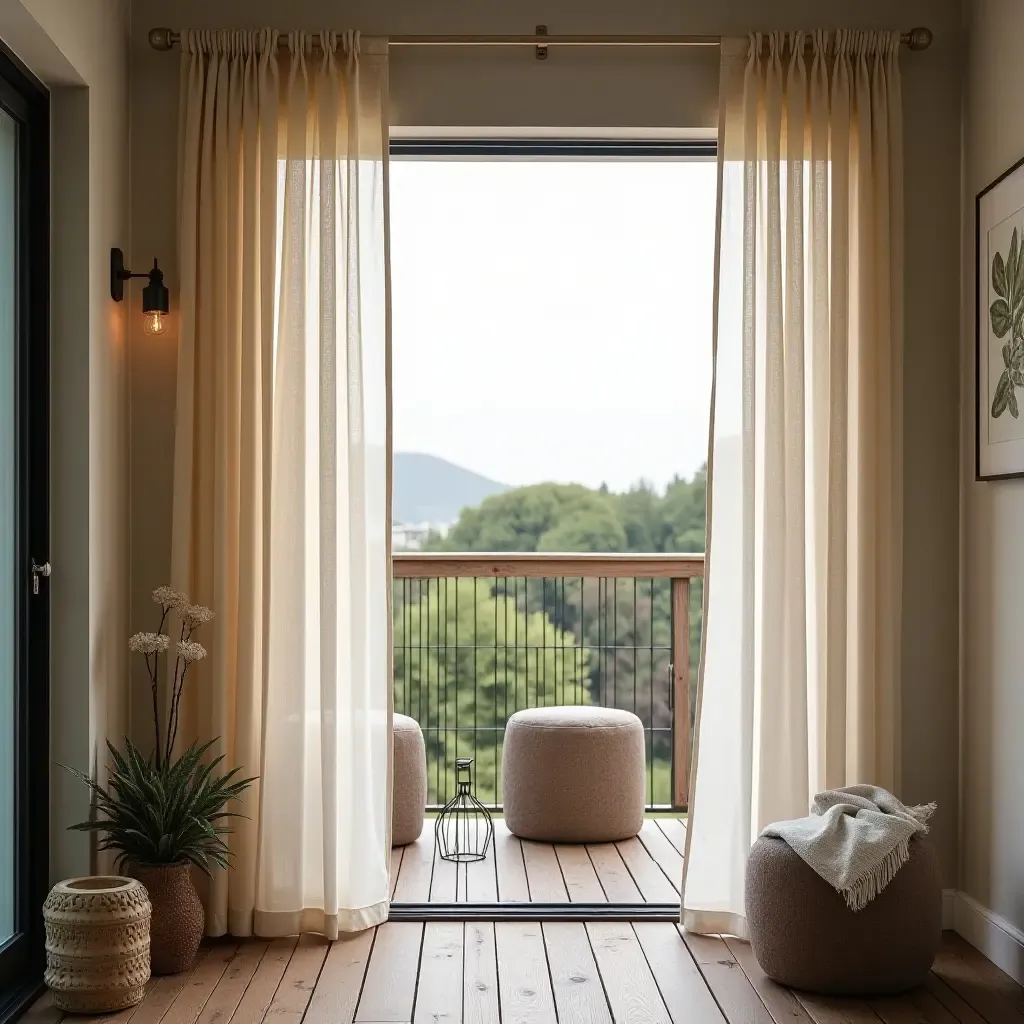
[0,104,13,952]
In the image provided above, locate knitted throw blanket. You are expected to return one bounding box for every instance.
[760,785,936,912]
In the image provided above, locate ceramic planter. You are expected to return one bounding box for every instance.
[43,876,151,1013]
[130,862,204,974]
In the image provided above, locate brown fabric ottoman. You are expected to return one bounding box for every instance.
[501,706,646,843]
[745,834,941,995]
[392,714,427,847]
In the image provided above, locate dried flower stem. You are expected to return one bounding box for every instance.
[151,607,168,767]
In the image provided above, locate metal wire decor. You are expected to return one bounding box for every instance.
[435,758,494,863]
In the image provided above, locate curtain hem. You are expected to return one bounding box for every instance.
[253,900,390,939]
[681,909,749,940]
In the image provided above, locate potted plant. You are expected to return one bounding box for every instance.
[63,586,254,974]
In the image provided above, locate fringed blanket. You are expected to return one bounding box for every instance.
[760,785,936,911]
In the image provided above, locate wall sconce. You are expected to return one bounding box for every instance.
[110,247,170,336]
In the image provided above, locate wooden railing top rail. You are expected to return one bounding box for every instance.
[392,551,706,579]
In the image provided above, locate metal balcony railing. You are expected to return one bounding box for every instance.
[392,552,704,811]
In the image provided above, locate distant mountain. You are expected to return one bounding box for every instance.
[393,452,509,525]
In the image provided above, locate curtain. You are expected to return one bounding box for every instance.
[682,31,903,938]
[172,28,392,939]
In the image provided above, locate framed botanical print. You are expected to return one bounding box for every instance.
[978,154,1024,479]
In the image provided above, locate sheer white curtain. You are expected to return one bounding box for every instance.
[172,28,392,938]
[682,31,904,938]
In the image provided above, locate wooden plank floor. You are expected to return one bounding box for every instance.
[28,930,1024,1024]
[390,815,684,903]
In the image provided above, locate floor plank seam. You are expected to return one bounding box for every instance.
[677,928,734,1024]
[656,818,685,857]
[630,921,679,1023]
[583,921,620,1022]
[347,924,381,1024]
[538,924,565,1022]
[491,923,504,1023]
[223,941,272,1024]
[404,921,429,1024]
[551,845,574,903]
[583,844,613,903]
[637,828,682,896]
[517,835,531,902]
[613,842,650,903]
[724,932,808,1024]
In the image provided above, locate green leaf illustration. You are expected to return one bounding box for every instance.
[993,370,1012,418]
[992,298,1012,338]
[1011,230,1019,301]
[994,250,1008,299]
[1010,388,1020,419]
[1007,229,1015,299]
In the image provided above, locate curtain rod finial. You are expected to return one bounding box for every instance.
[149,27,174,51]
[905,26,933,50]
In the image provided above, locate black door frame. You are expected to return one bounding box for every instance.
[0,37,50,1024]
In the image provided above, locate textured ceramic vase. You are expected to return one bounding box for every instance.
[130,863,204,975]
[43,876,151,1013]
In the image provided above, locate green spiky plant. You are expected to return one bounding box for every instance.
[63,587,256,875]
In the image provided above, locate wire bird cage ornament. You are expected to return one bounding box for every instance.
[435,758,494,863]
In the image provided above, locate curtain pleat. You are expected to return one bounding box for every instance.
[172,28,392,940]
[682,29,904,937]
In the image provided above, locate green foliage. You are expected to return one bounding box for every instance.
[394,578,590,804]
[990,227,1024,419]
[434,483,625,553]
[63,739,255,876]
[425,471,706,557]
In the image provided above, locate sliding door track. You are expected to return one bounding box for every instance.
[388,902,681,922]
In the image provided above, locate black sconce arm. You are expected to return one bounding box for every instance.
[110,247,170,318]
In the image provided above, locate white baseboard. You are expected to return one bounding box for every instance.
[948,890,1024,985]
[943,889,956,930]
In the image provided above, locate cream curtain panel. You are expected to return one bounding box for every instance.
[171,28,392,938]
[682,31,904,938]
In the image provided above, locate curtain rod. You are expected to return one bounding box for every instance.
[148,26,934,52]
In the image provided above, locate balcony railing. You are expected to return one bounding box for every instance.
[392,552,704,811]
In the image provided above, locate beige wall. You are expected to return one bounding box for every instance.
[960,0,1024,933]
[1,0,131,882]
[127,0,963,882]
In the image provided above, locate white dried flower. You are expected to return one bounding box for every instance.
[178,640,207,663]
[183,603,215,627]
[129,632,171,655]
[152,585,189,609]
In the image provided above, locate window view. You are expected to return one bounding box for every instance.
[390,150,716,808]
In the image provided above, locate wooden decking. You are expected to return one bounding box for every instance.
[25,929,1024,1024]
[391,816,685,903]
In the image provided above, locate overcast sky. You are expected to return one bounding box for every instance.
[389,158,717,494]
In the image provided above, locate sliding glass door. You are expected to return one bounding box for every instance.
[0,42,49,1022]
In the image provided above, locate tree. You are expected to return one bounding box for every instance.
[430,483,625,553]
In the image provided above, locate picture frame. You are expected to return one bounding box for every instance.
[977,153,1024,480]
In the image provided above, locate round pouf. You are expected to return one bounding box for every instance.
[43,876,151,1013]
[502,706,646,843]
[393,713,427,846]
[746,835,942,995]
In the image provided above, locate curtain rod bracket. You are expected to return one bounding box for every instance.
[535,25,548,61]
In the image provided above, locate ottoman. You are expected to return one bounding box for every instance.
[745,834,942,995]
[502,706,646,843]
[392,714,427,847]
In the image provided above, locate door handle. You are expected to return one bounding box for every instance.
[30,560,50,595]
